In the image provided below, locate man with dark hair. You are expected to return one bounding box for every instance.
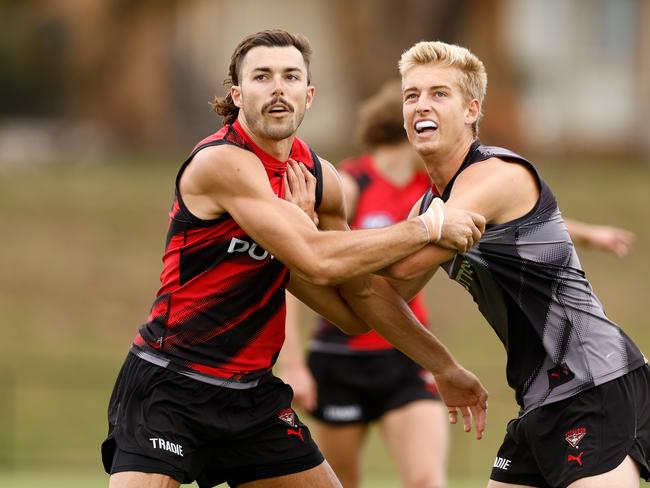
[101,30,488,488]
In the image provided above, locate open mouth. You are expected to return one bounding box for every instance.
[414,120,438,134]
[266,103,293,115]
[269,106,289,114]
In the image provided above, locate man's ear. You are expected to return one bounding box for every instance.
[466,99,480,125]
[305,86,315,110]
[231,85,242,108]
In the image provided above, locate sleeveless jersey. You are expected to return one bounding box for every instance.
[419,140,646,414]
[310,154,431,354]
[132,120,323,383]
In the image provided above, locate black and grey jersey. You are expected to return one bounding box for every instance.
[420,141,646,415]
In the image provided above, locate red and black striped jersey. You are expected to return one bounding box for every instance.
[310,154,431,353]
[133,120,323,382]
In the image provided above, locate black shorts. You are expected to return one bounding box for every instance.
[490,365,650,488]
[101,352,324,487]
[307,349,441,425]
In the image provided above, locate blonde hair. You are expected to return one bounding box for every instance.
[399,41,487,137]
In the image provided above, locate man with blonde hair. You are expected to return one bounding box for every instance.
[382,40,650,487]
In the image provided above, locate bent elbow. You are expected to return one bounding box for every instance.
[295,260,340,287]
[383,262,419,282]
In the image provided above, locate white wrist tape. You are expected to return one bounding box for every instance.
[432,198,445,243]
[418,198,445,243]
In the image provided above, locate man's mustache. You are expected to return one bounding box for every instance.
[262,97,294,113]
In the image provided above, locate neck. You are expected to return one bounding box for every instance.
[237,117,295,161]
[421,136,475,195]
[372,143,420,187]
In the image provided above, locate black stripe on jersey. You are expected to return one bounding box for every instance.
[179,236,232,286]
[419,188,435,214]
[309,148,324,209]
[356,172,371,193]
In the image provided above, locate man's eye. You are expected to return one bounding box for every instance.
[434,91,446,97]
[405,93,417,101]
[254,74,267,81]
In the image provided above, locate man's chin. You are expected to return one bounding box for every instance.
[263,120,299,141]
[413,141,439,157]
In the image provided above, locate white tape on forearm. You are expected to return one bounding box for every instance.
[418,197,444,243]
[433,199,445,243]
[417,214,433,241]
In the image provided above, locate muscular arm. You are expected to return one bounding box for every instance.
[381,158,540,290]
[181,145,433,286]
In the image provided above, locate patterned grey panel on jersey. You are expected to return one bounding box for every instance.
[434,142,646,415]
[496,200,636,412]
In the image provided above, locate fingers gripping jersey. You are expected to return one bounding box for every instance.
[419,141,646,414]
[133,121,323,382]
[311,154,431,353]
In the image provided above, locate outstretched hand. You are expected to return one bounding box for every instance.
[434,364,488,440]
[582,224,635,257]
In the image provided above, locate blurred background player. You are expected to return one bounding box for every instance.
[280,79,636,488]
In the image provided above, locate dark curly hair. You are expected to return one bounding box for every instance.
[212,29,312,126]
[357,79,408,149]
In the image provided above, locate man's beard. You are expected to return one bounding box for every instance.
[245,97,306,141]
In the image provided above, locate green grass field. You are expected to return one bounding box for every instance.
[1,156,648,486]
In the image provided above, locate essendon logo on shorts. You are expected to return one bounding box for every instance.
[277,408,296,427]
[565,427,587,448]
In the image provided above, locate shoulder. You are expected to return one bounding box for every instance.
[457,156,536,188]
[314,156,347,217]
[183,143,267,193]
[449,156,539,224]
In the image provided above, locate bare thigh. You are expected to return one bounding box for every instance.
[567,455,640,488]
[108,472,181,488]
[380,400,449,488]
[311,419,368,488]
[238,460,342,488]
[486,455,641,488]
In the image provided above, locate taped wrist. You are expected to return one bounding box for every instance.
[417,198,445,243]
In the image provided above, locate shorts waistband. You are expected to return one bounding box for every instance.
[130,348,267,390]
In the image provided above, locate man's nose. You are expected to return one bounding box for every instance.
[415,94,431,114]
[271,76,284,95]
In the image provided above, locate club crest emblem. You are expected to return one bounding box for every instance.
[277,408,296,426]
[565,427,586,448]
